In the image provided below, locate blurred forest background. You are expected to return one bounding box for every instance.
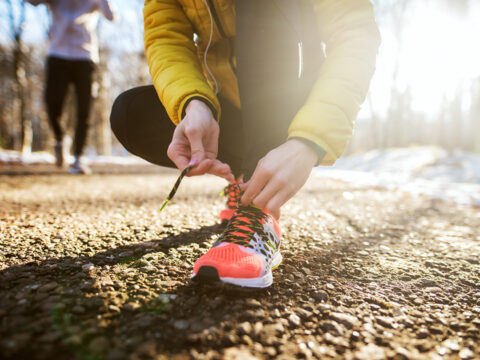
[0,0,479,157]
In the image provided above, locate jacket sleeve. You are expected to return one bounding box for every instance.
[143,0,221,125]
[287,0,381,166]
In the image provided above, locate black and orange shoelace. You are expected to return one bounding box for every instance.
[159,165,192,212]
[159,171,275,250]
[219,205,269,248]
[220,180,242,208]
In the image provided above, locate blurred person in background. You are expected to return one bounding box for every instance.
[26,0,116,174]
[111,0,380,288]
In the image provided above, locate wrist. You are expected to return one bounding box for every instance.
[183,97,217,120]
[288,138,324,166]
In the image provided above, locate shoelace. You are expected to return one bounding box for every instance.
[159,165,191,212]
[220,180,242,208]
[220,205,269,248]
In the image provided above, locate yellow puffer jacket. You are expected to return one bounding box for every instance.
[143,0,381,165]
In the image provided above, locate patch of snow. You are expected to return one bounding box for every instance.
[0,149,149,166]
[315,146,480,207]
[0,150,55,165]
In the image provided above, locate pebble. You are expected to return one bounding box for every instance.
[354,343,386,360]
[38,282,57,292]
[236,322,252,335]
[320,321,343,335]
[459,348,474,359]
[245,299,262,308]
[82,263,95,271]
[288,314,301,327]
[330,312,359,329]
[260,323,285,338]
[376,316,395,329]
[173,320,190,330]
[223,347,257,360]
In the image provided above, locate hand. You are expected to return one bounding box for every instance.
[167,99,233,181]
[240,139,318,219]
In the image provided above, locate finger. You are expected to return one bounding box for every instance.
[241,165,270,206]
[265,189,291,220]
[251,179,282,209]
[187,158,213,176]
[184,126,206,163]
[207,160,234,181]
[167,142,189,171]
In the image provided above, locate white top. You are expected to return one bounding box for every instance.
[26,0,116,63]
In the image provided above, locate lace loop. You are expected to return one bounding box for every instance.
[220,206,268,247]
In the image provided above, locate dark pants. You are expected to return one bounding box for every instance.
[110,0,321,178]
[45,56,95,156]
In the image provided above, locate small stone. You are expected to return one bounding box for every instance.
[263,347,277,357]
[245,299,261,307]
[223,347,257,360]
[376,316,395,329]
[236,322,252,335]
[354,343,386,360]
[313,291,328,302]
[124,302,141,311]
[320,321,343,335]
[443,339,460,352]
[243,309,265,321]
[413,297,423,306]
[297,308,313,319]
[173,320,189,330]
[417,328,429,339]
[272,308,281,318]
[82,263,95,271]
[288,314,301,327]
[330,312,359,329]
[260,323,285,338]
[108,305,121,312]
[395,346,412,359]
[38,282,57,292]
[459,348,474,359]
[318,304,332,312]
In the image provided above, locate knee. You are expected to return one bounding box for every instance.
[110,90,132,145]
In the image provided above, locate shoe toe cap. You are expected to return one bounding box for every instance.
[193,243,262,279]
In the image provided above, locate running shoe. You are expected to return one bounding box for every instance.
[192,205,282,288]
[219,180,242,222]
[69,157,91,175]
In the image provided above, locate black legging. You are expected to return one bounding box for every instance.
[45,56,95,156]
[110,0,321,178]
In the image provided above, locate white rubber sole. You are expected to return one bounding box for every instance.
[193,252,283,288]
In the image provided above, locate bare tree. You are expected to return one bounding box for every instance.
[5,0,32,154]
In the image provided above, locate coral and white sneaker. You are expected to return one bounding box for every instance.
[219,180,242,222]
[192,205,282,288]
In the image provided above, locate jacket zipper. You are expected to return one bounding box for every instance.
[206,0,236,73]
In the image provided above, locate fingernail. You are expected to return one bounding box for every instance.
[188,158,199,167]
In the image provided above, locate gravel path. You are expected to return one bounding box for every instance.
[1,168,479,359]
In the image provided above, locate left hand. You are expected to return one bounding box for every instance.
[240,138,319,219]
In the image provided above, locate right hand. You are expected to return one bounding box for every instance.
[167,99,233,181]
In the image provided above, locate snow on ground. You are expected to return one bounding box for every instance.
[0,150,149,166]
[314,146,480,207]
[2,146,480,207]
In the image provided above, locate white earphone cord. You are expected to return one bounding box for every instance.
[201,0,219,95]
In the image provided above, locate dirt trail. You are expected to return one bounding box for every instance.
[1,168,479,359]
